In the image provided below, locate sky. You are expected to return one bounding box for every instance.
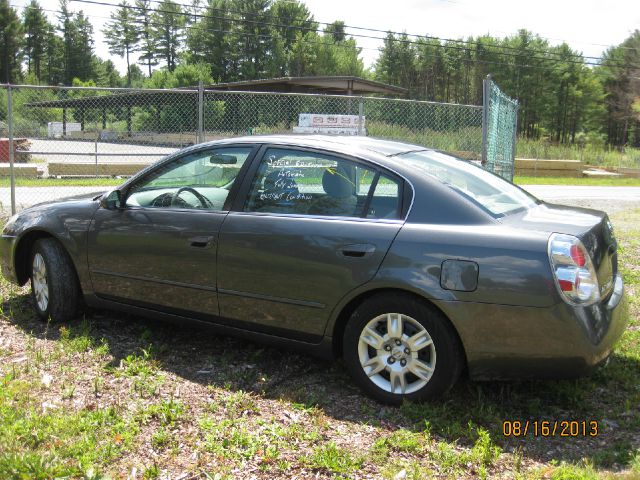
[12,0,640,75]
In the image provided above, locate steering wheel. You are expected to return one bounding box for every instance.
[170,186,214,209]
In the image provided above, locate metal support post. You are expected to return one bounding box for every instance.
[95,134,99,178]
[7,84,16,214]
[358,96,364,136]
[481,75,491,166]
[197,81,204,144]
[510,102,519,181]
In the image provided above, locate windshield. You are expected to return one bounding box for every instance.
[397,150,538,217]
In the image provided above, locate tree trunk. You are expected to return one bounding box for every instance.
[126,47,131,87]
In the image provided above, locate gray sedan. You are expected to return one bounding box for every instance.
[0,136,627,404]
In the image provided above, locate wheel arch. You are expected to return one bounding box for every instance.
[330,287,468,371]
[15,230,55,284]
[14,230,75,285]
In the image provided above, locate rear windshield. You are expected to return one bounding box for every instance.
[397,150,538,217]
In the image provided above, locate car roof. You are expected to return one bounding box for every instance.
[211,134,431,158]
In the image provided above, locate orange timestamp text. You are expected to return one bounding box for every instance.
[502,420,599,437]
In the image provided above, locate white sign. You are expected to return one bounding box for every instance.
[47,122,82,138]
[293,113,365,135]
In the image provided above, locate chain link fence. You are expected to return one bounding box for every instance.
[482,76,519,181]
[1,81,512,213]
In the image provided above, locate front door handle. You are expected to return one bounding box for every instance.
[338,243,376,258]
[189,235,215,248]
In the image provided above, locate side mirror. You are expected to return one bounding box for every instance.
[100,190,123,210]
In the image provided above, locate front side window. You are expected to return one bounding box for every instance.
[244,148,402,219]
[125,147,253,210]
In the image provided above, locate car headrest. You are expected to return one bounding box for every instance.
[322,168,353,198]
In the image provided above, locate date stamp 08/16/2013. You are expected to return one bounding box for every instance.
[502,420,599,438]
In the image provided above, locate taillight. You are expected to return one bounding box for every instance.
[569,244,586,267]
[548,233,600,305]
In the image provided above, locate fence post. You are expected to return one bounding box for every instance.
[511,102,519,181]
[7,84,16,215]
[95,133,99,178]
[358,96,364,136]
[197,81,204,144]
[481,75,492,166]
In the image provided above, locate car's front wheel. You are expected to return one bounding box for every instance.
[30,238,81,323]
[343,293,463,404]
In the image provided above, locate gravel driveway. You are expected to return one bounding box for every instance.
[523,185,640,214]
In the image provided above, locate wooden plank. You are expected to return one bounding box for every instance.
[515,168,580,178]
[0,164,39,178]
[515,158,582,171]
[617,167,640,178]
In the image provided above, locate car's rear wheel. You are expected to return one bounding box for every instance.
[30,238,80,323]
[343,293,463,404]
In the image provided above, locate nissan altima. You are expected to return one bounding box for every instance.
[0,135,627,404]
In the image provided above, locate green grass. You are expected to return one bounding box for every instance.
[309,442,364,475]
[143,399,185,427]
[515,176,640,186]
[516,138,640,168]
[0,375,137,478]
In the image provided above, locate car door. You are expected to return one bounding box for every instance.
[216,146,408,342]
[87,145,257,317]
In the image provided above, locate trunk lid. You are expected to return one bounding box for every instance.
[501,203,617,300]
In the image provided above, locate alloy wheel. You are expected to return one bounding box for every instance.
[32,252,49,312]
[357,313,436,395]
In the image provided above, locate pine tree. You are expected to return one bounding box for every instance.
[58,0,75,84]
[229,0,273,80]
[269,0,316,54]
[135,0,158,76]
[601,30,640,146]
[324,21,345,43]
[22,0,50,82]
[72,11,95,81]
[44,22,65,85]
[151,0,185,72]
[103,1,140,86]
[187,0,234,81]
[0,0,23,83]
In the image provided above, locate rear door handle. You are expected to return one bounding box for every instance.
[338,243,376,258]
[189,235,215,248]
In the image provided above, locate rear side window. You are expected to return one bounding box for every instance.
[398,150,537,217]
[243,148,402,219]
[367,175,401,219]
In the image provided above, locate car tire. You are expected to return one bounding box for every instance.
[30,238,81,323]
[343,293,464,404]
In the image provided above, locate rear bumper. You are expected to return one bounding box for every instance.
[0,234,18,284]
[435,274,628,380]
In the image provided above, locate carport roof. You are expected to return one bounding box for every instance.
[205,76,408,95]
